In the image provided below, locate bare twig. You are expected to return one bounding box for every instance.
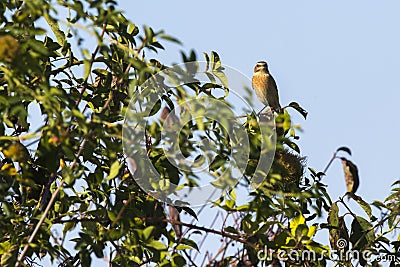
[323,151,338,174]
[16,135,90,266]
[193,210,222,262]
[145,217,256,249]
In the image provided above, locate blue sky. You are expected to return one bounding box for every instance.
[117,1,400,265]
[36,1,400,265]
[120,1,400,202]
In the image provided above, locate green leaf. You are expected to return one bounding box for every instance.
[327,202,340,250]
[106,161,121,180]
[128,24,139,36]
[175,244,192,250]
[391,179,400,186]
[282,137,300,153]
[336,146,352,156]
[63,221,76,236]
[83,60,91,80]
[146,240,167,251]
[0,244,18,267]
[290,214,306,236]
[356,216,375,242]
[328,202,339,227]
[29,39,50,56]
[236,204,249,211]
[354,196,372,218]
[107,210,116,221]
[43,11,66,46]
[144,25,154,41]
[371,200,386,209]
[210,51,222,70]
[172,254,186,266]
[109,229,124,241]
[274,232,290,247]
[92,243,104,258]
[142,226,155,240]
[296,224,309,239]
[229,189,237,201]
[181,206,198,220]
[180,238,199,251]
[308,225,318,237]
[289,128,295,137]
[280,111,291,132]
[224,226,239,235]
[149,99,161,116]
[93,68,109,78]
[209,155,228,171]
[204,52,210,71]
[350,216,374,250]
[151,41,164,50]
[63,168,75,186]
[160,34,182,45]
[225,199,235,209]
[212,70,228,88]
[288,102,308,119]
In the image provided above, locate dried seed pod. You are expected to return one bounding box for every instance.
[273,148,306,191]
[0,35,20,63]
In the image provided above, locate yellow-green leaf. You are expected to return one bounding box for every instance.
[106,161,121,180]
[290,214,305,236]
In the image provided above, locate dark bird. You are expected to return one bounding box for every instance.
[252,61,282,113]
[340,157,360,195]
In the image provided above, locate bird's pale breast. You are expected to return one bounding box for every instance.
[252,72,269,105]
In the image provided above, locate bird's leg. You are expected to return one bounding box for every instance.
[257,105,268,117]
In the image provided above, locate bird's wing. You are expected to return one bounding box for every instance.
[341,158,360,194]
[267,75,281,110]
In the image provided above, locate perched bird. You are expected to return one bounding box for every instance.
[340,157,360,195]
[252,61,282,113]
[160,106,179,129]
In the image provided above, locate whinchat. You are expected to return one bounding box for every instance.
[252,61,282,113]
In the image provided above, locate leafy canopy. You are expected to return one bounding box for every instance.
[0,1,399,266]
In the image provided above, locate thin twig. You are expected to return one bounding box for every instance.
[323,152,337,174]
[207,243,229,266]
[145,217,256,249]
[183,250,199,267]
[193,210,221,262]
[16,135,90,266]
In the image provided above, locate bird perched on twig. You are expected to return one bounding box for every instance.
[160,106,179,129]
[252,61,282,113]
[168,205,182,239]
[340,157,360,196]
